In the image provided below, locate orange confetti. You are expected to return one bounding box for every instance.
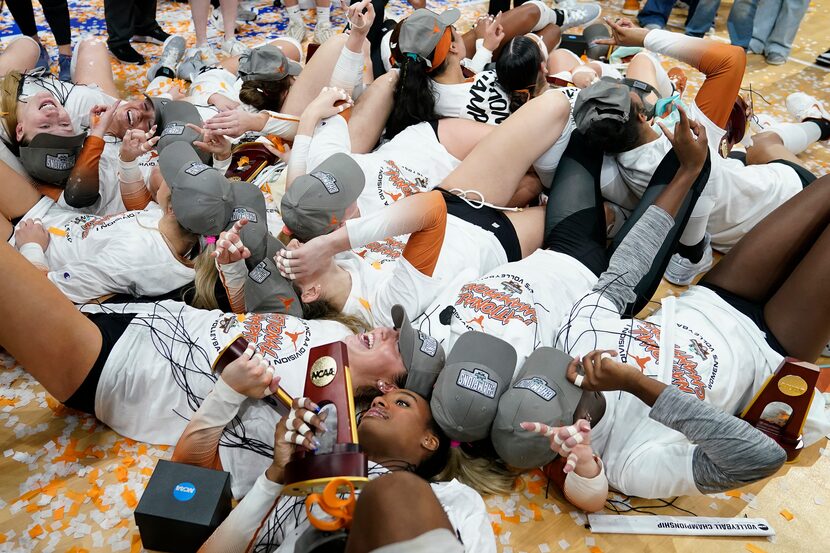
[491,522,502,535]
[501,514,520,524]
[53,506,65,521]
[122,487,138,509]
[87,486,102,500]
[780,508,794,521]
[87,468,100,484]
[0,398,17,406]
[529,503,543,521]
[26,503,40,513]
[131,533,143,553]
[745,544,768,553]
[116,466,129,482]
[68,502,81,517]
[140,467,153,476]
[122,456,136,467]
[28,525,44,539]
[0,533,6,544]
[589,548,604,553]
[725,490,743,498]
[138,444,148,456]
[237,156,251,168]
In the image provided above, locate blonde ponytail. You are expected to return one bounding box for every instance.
[188,243,221,310]
[434,447,520,496]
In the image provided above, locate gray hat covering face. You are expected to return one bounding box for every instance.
[153,100,210,163]
[392,304,445,399]
[396,8,460,63]
[280,153,365,242]
[19,132,86,185]
[572,76,633,133]
[490,347,583,469]
[430,331,517,442]
[238,45,302,82]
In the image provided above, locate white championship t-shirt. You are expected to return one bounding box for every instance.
[556,286,830,498]
[80,300,353,494]
[614,101,803,251]
[12,198,194,302]
[307,115,461,215]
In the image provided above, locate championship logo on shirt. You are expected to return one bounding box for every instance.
[78,212,139,240]
[620,321,708,400]
[378,160,428,205]
[354,237,406,270]
[456,367,498,398]
[209,313,311,365]
[454,279,537,327]
[464,71,510,125]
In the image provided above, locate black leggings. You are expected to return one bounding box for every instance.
[5,0,72,46]
[543,131,710,314]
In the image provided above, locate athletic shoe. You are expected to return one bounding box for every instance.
[146,35,186,82]
[817,48,830,67]
[285,19,307,43]
[58,53,72,81]
[221,39,250,57]
[132,27,171,46]
[110,43,145,65]
[313,21,337,44]
[765,52,787,65]
[210,7,243,34]
[664,234,713,286]
[35,43,51,73]
[177,54,209,81]
[785,92,830,124]
[560,3,602,31]
[622,0,640,15]
[186,44,219,65]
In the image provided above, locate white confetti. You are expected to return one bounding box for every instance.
[558,539,570,550]
[815,497,825,505]
[539,544,550,553]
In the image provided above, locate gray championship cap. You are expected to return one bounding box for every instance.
[18,132,86,185]
[430,331,517,442]
[280,153,365,242]
[392,304,445,399]
[238,44,302,82]
[396,8,459,64]
[491,347,583,469]
[159,141,302,317]
[153,100,209,162]
[572,76,632,133]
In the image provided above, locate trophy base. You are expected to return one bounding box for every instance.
[282,449,368,496]
[754,419,804,463]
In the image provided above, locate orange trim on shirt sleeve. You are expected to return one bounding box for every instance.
[66,135,105,193]
[338,106,352,123]
[401,191,447,277]
[694,43,746,129]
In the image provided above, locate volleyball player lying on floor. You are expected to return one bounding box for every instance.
[514,119,830,500]
[578,17,830,285]
[174,365,496,551]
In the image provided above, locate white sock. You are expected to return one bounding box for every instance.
[317,5,330,25]
[286,5,304,25]
[766,121,822,155]
[679,196,713,247]
[526,0,554,32]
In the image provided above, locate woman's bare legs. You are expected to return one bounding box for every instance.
[266,38,303,63]
[547,48,582,74]
[0,36,40,76]
[506,205,545,258]
[73,37,119,98]
[701,175,830,359]
[191,0,212,47]
[536,23,562,53]
[746,131,809,169]
[0,242,103,401]
[220,0,240,41]
[440,90,571,207]
[281,34,349,116]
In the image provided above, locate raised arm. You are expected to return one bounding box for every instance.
[599,18,745,128]
[63,102,120,208]
[593,106,709,313]
[275,190,448,280]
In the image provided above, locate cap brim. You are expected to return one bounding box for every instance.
[392,304,416,371]
[158,141,203,192]
[447,331,516,386]
[286,60,302,76]
[438,8,460,26]
[514,347,582,422]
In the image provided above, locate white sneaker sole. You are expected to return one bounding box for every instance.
[664,258,713,286]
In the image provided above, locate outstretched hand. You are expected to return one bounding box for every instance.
[593,17,649,48]
[565,349,642,393]
[90,100,121,138]
[347,0,375,33]
[275,235,336,281]
[190,123,232,161]
[521,419,598,475]
[120,125,160,163]
[657,104,709,171]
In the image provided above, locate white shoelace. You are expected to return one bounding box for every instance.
[446,188,523,212]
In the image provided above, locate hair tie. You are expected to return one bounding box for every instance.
[514,88,530,96]
[203,235,217,244]
[281,225,293,237]
[405,52,420,62]
[450,440,461,448]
